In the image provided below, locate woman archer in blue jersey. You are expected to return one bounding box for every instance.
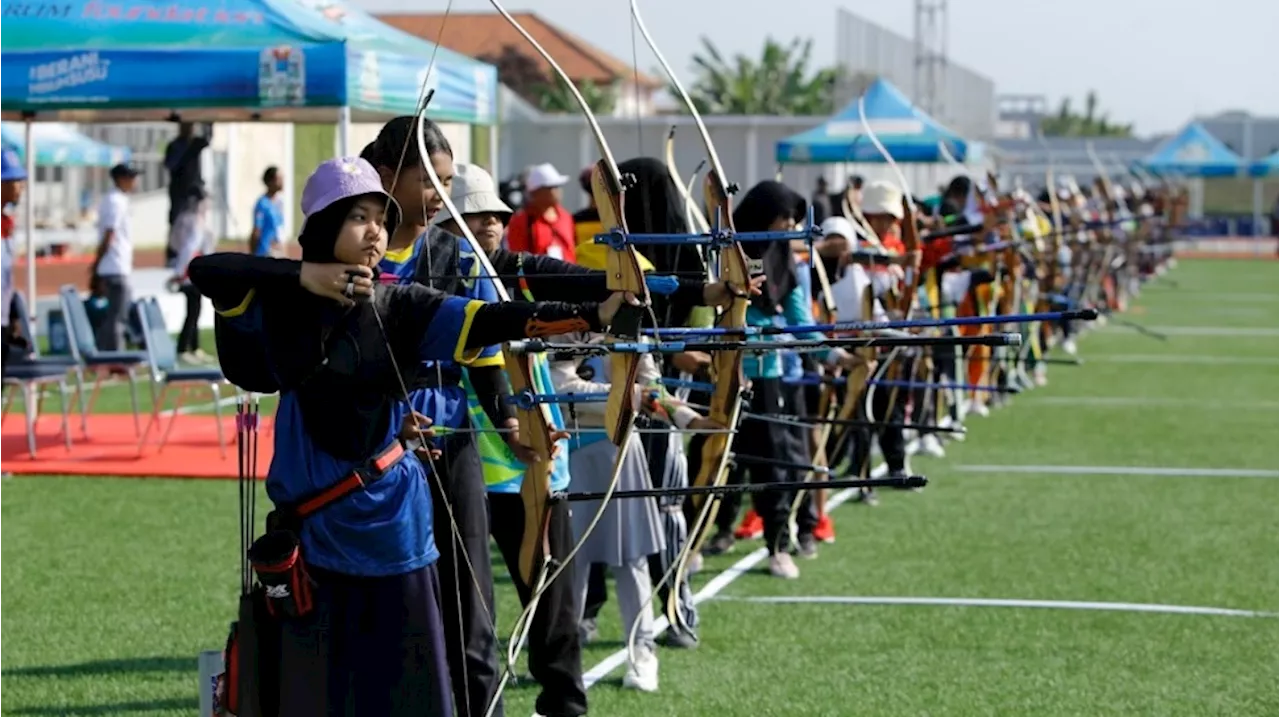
[187,156,634,717]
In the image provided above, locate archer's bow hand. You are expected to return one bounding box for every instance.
[501,417,570,463]
[701,275,766,308]
[399,410,441,461]
[671,351,712,375]
[598,291,647,326]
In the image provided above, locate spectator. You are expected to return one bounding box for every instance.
[810,176,831,225]
[249,166,286,257]
[572,166,602,246]
[163,122,210,265]
[169,186,214,363]
[2,148,28,363]
[505,162,576,262]
[89,164,138,352]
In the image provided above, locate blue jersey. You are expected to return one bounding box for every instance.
[379,234,502,430]
[257,293,485,577]
[252,194,284,257]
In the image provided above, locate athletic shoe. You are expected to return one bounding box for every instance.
[623,646,660,692]
[702,530,736,556]
[660,630,699,650]
[768,552,800,579]
[795,534,819,560]
[579,618,599,645]
[733,509,763,540]
[813,514,836,544]
[920,434,946,458]
[852,488,879,506]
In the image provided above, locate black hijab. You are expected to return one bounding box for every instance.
[733,180,806,312]
[940,175,972,220]
[619,156,703,326]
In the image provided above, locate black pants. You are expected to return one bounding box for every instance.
[732,378,813,554]
[277,563,453,717]
[176,283,202,354]
[91,275,130,352]
[852,366,908,475]
[489,494,588,717]
[425,435,501,717]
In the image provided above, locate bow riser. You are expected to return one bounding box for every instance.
[504,352,556,585]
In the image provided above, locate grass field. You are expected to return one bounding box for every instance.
[2,259,1276,716]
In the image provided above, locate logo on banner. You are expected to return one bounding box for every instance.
[27,52,109,97]
[259,46,305,106]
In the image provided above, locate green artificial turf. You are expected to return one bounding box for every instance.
[2,259,1276,716]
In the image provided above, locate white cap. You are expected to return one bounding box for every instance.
[525,162,569,192]
[820,216,857,242]
[861,180,903,219]
[432,162,514,226]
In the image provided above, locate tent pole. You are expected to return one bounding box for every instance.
[24,118,37,340]
[337,106,351,157]
[488,121,498,178]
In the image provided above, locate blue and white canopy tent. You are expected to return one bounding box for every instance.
[0,122,130,167]
[775,78,978,200]
[1140,123,1244,178]
[776,79,970,164]
[1248,151,1278,179]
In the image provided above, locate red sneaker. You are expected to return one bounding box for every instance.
[733,509,764,540]
[813,514,836,544]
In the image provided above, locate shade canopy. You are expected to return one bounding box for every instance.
[776,78,969,164]
[1248,151,1278,178]
[1140,123,1244,177]
[0,122,131,166]
[0,0,497,124]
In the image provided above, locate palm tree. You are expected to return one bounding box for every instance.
[677,36,842,116]
[1042,91,1134,137]
[536,79,617,115]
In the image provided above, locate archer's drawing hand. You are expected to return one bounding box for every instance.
[399,411,441,461]
[300,263,374,307]
[702,275,765,307]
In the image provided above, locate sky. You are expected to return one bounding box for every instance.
[356,0,1280,137]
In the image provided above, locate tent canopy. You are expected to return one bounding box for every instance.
[0,121,131,166]
[1249,151,1278,178]
[776,78,969,164]
[0,0,496,124]
[1140,123,1243,177]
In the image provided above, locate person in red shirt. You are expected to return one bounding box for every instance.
[506,162,577,262]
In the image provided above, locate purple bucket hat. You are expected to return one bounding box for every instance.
[300,156,400,224]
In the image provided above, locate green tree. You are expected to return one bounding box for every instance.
[678,36,842,116]
[1041,91,1134,137]
[535,78,617,115]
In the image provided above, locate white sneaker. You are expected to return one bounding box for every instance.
[1062,338,1078,356]
[687,552,703,575]
[971,402,990,418]
[622,646,659,692]
[920,434,946,458]
[1034,365,1048,387]
[768,552,800,579]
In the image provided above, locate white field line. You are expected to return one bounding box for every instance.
[1079,354,1277,366]
[712,595,1277,619]
[1023,396,1279,410]
[953,465,1277,479]
[577,463,888,691]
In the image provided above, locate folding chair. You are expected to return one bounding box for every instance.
[134,296,231,458]
[57,285,149,435]
[2,323,75,456]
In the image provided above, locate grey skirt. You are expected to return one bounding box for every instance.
[568,433,665,566]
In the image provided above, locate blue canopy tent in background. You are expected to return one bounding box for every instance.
[1,122,130,166]
[1249,151,1278,178]
[0,0,497,125]
[776,79,969,164]
[1140,123,1243,177]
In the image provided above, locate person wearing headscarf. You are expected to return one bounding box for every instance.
[187,157,631,717]
[576,157,709,652]
[700,180,865,579]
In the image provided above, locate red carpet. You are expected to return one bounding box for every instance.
[1,413,274,479]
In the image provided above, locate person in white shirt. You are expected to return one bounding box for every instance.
[168,186,215,362]
[90,164,138,351]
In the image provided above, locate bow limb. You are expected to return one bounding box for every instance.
[482,4,650,690]
[629,0,752,638]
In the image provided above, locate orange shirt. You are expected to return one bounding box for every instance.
[506,205,577,263]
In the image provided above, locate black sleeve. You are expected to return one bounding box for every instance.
[465,300,602,349]
[188,253,301,311]
[383,283,603,356]
[468,364,516,429]
[489,248,705,308]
